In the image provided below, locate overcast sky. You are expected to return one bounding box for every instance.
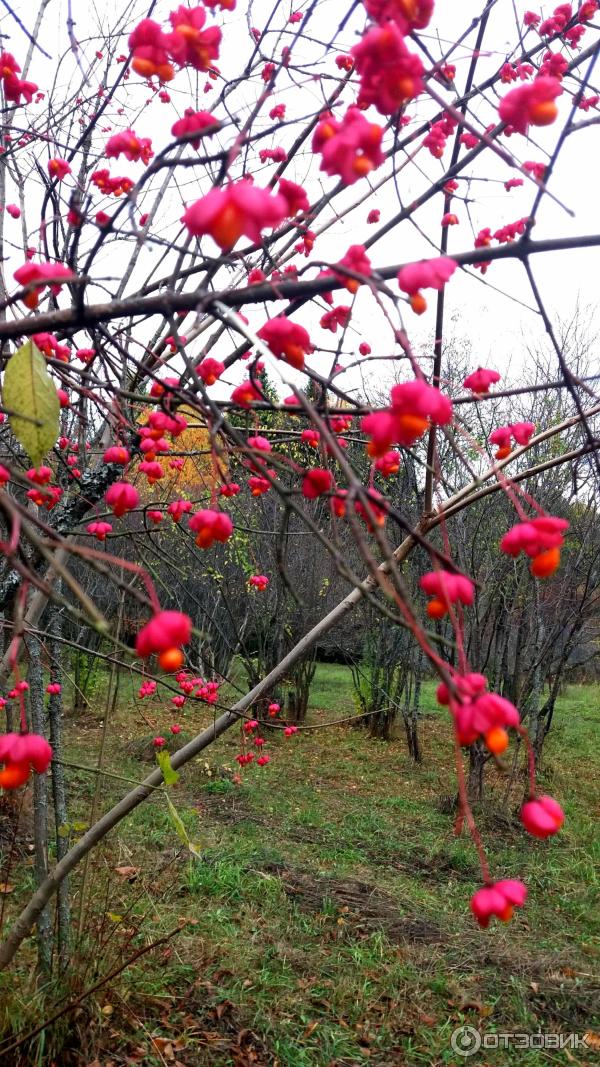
[1,0,598,400]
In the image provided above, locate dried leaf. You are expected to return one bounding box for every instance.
[152,1037,175,1061]
[459,999,483,1011]
[0,883,15,895]
[214,999,234,1020]
[4,340,60,465]
[114,866,139,879]
[303,1021,319,1038]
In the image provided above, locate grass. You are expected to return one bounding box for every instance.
[1,670,599,1065]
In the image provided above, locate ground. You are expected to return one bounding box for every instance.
[0,666,599,1065]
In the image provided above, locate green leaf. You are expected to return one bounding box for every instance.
[157,749,179,786]
[3,340,60,466]
[165,794,201,857]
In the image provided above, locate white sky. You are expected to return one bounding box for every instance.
[1,0,598,400]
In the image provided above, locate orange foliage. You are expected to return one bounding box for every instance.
[133,406,220,505]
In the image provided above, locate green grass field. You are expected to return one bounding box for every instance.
[1,667,599,1065]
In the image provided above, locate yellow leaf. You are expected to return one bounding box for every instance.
[3,340,60,465]
[157,749,179,786]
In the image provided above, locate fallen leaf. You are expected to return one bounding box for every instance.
[152,1037,175,1061]
[214,999,234,1020]
[0,884,15,895]
[303,1021,319,1037]
[459,999,483,1012]
[114,866,139,879]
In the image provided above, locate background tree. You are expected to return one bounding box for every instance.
[0,0,598,1015]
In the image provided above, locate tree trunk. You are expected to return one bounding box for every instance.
[406,664,423,763]
[48,605,71,973]
[369,706,395,740]
[286,655,316,723]
[27,636,53,974]
[399,665,422,759]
